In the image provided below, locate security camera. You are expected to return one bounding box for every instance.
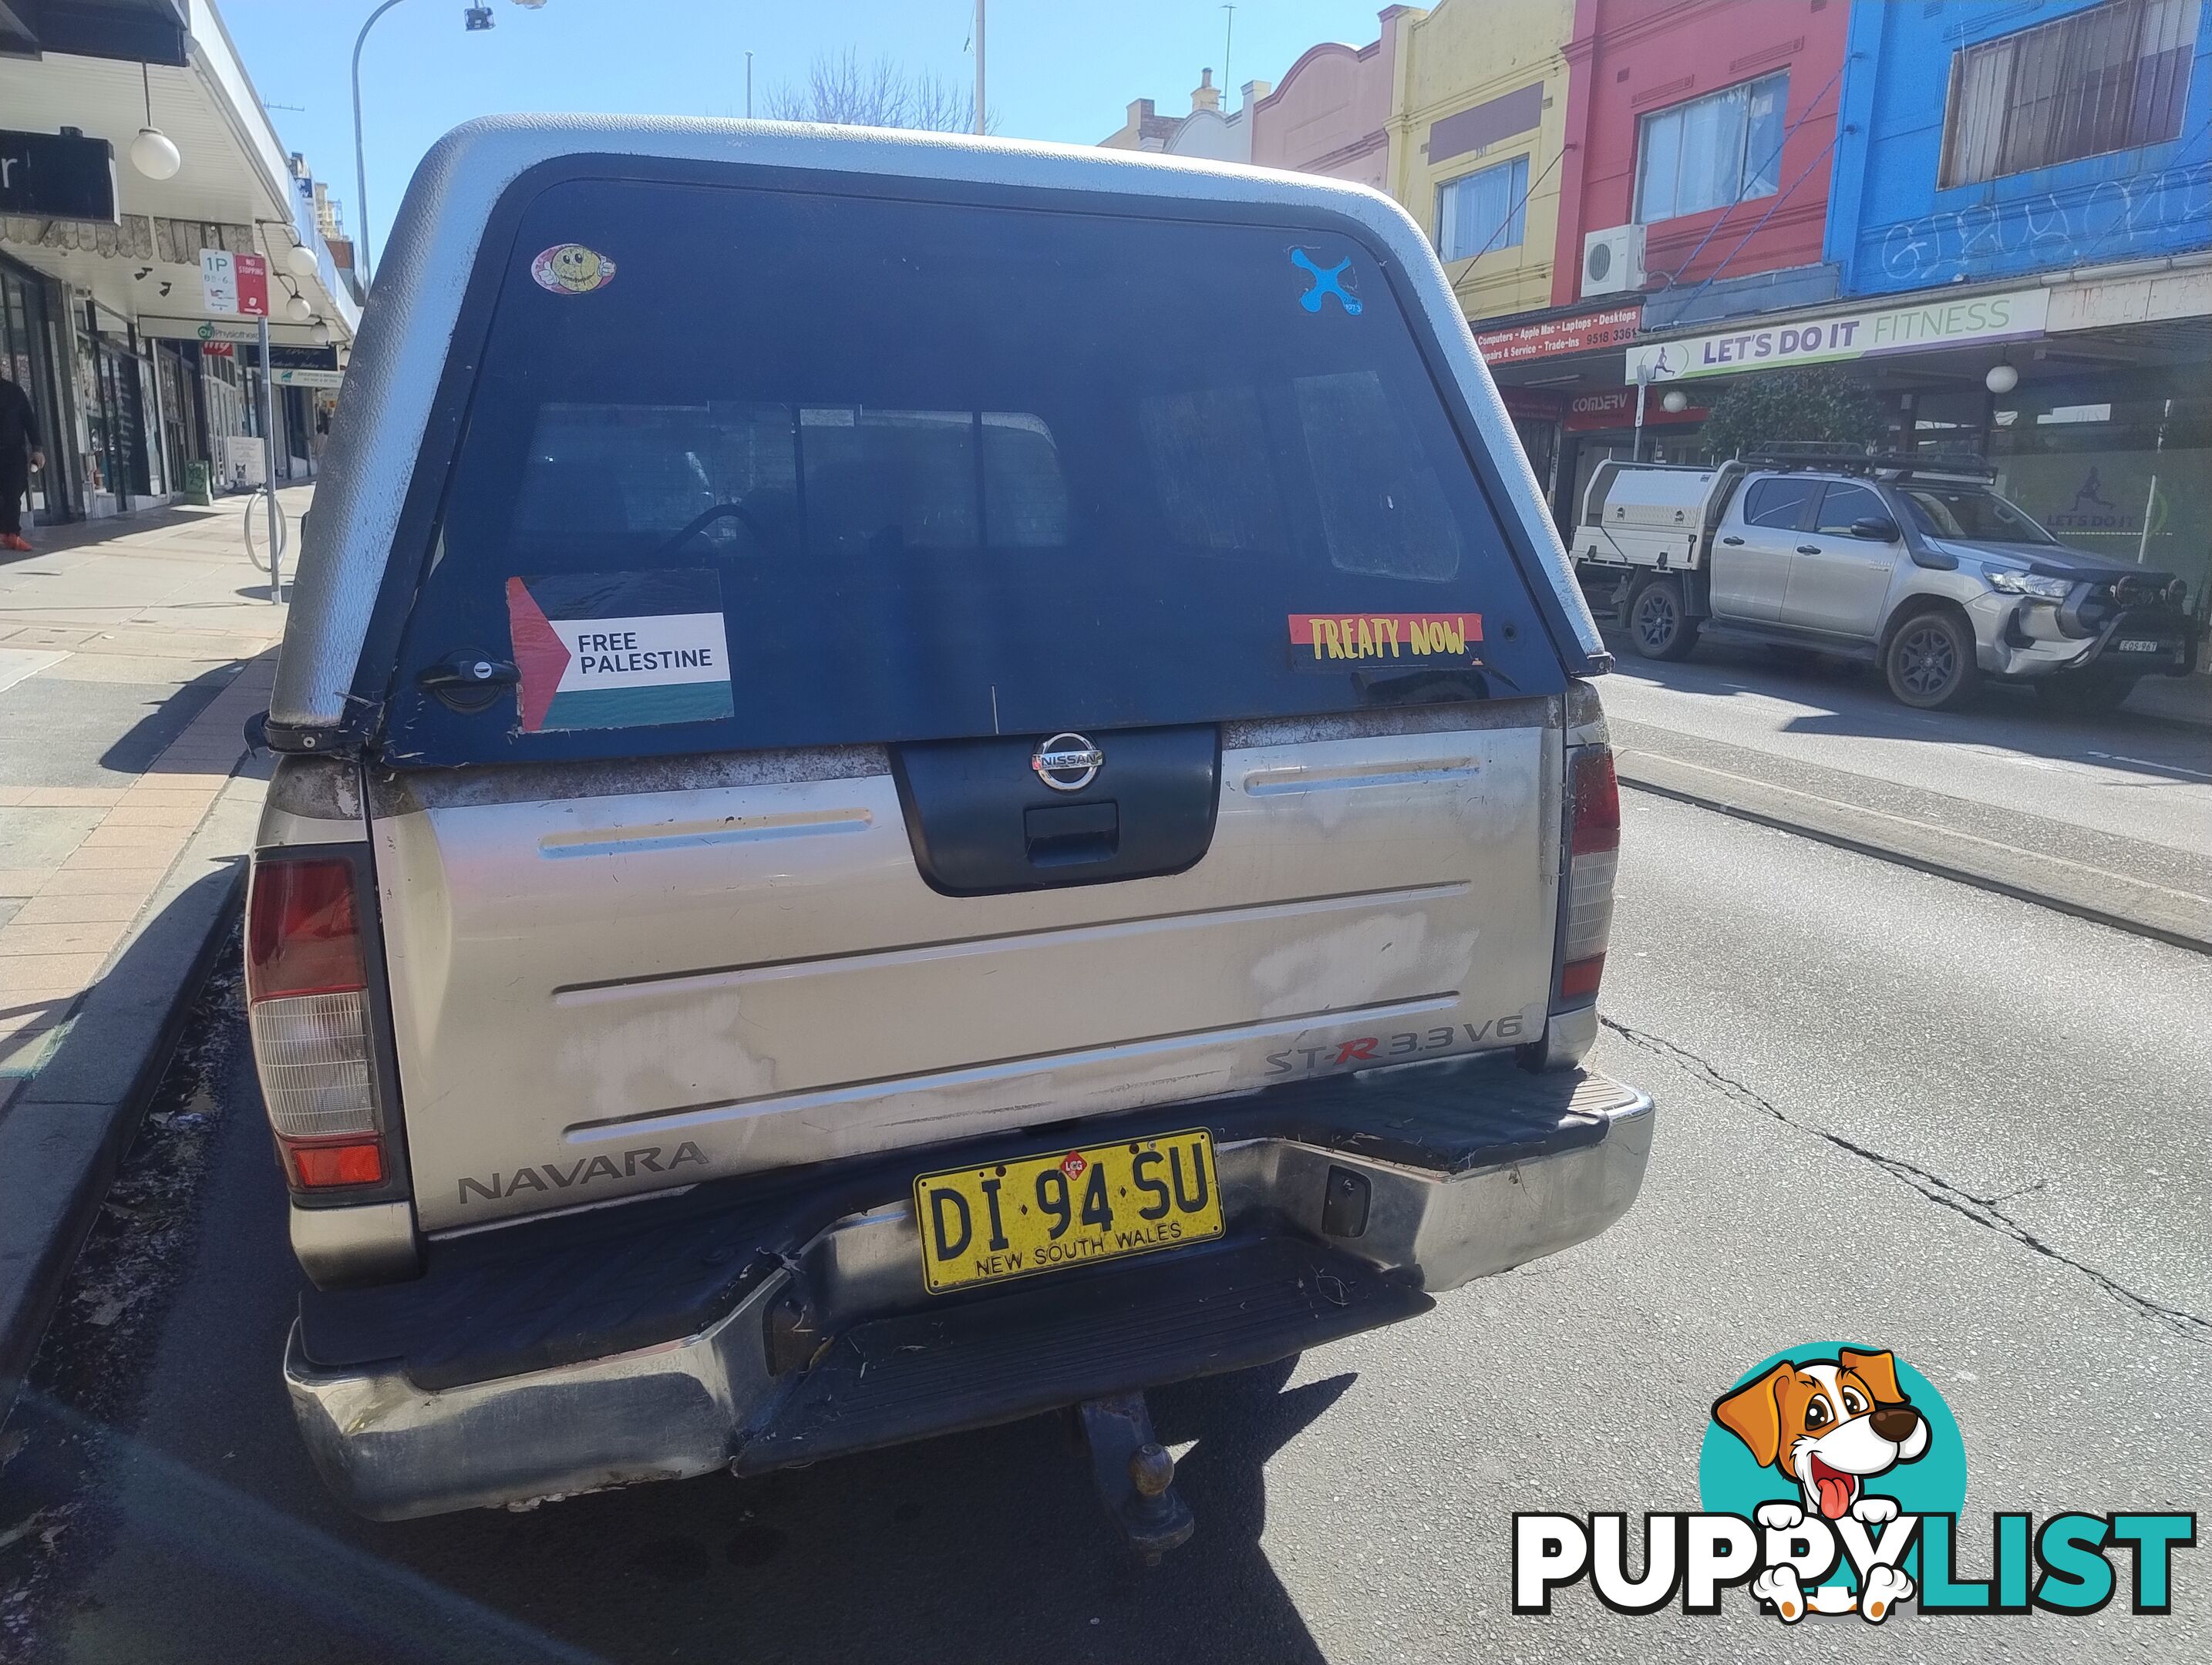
[463,5,495,29]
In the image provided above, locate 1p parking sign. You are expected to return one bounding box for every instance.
[200,248,269,318]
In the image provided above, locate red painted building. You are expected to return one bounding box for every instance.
[1550,0,1850,317]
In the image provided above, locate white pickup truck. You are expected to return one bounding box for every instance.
[1572,449,2199,711]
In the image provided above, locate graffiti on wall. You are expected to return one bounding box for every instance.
[1870,162,2210,286]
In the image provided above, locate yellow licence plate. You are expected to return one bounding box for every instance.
[913,1129,1224,1294]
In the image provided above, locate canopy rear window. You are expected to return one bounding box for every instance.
[387,176,1561,758]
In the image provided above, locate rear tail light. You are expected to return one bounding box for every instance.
[247,854,388,1189]
[1557,746,1619,1007]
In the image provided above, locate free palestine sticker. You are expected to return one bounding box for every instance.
[505,572,733,732]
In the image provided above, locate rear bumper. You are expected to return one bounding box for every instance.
[284,1061,1654,1519]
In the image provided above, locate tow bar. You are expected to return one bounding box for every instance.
[1077,1391,1194,1563]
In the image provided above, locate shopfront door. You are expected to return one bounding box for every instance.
[1,257,75,523]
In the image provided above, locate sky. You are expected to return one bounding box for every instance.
[217,0,1383,261]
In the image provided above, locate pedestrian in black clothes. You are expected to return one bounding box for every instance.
[0,372,45,550]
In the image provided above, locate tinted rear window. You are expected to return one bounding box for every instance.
[387,177,1562,758]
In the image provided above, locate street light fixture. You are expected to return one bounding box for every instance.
[130,62,182,180]
[354,0,547,286]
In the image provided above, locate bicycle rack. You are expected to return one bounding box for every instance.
[242,487,290,597]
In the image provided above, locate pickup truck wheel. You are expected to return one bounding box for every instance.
[1884,610,1979,709]
[2035,676,2138,717]
[1628,577,1700,661]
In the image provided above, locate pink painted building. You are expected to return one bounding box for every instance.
[1249,6,1418,190]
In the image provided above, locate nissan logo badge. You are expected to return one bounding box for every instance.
[1032,732,1103,793]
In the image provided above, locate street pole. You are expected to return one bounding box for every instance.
[974,0,986,136]
[258,314,281,602]
[1633,365,1651,464]
[351,0,410,290]
[746,51,753,118]
[2134,395,2170,567]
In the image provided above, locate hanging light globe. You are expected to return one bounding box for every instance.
[131,126,182,180]
[285,291,312,322]
[286,242,321,278]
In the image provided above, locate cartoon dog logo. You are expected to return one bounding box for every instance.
[1713,1347,1930,1622]
[530,243,616,295]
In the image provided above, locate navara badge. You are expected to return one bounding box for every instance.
[1032,732,1103,792]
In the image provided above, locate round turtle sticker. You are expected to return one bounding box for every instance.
[530,244,615,294]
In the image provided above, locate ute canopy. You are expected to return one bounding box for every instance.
[379,172,1571,762]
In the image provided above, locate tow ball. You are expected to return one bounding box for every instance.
[1076,1391,1194,1563]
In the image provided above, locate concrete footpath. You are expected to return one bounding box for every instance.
[0,487,308,1411]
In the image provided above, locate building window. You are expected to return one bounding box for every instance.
[1634,72,1787,224]
[1436,155,1529,261]
[1940,0,2194,187]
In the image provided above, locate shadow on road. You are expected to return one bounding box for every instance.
[1601,631,2212,787]
[1,508,212,565]
[6,1003,1352,1665]
[93,661,246,778]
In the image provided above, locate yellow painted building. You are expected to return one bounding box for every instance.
[1386,0,1574,324]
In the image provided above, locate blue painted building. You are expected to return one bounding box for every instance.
[1810,0,2212,614]
[1830,0,2211,294]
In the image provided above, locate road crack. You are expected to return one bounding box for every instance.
[1601,1017,2212,1349]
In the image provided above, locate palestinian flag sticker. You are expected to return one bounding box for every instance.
[504,571,734,732]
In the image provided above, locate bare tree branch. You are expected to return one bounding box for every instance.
[763,48,994,133]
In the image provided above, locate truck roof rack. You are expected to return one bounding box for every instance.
[1741,442,1997,481]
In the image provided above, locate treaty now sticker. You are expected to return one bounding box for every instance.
[1288,611,1483,664]
[504,571,734,732]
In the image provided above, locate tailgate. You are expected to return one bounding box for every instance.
[355,170,1584,1232]
[375,706,1560,1230]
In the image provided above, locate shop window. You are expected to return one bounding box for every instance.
[1436,155,1529,261]
[1634,72,1786,224]
[1988,375,2210,612]
[1939,0,2193,187]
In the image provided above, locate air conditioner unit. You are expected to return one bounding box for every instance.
[1581,224,1647,298]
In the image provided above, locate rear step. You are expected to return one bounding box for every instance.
[732,1237,1429,1473]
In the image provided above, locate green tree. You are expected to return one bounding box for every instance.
[1698,366,1888,461]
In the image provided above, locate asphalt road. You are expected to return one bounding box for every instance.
[6,794,2208,1664]
[1599,634,2212,859]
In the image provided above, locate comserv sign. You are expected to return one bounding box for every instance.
[1626,287,2049,383]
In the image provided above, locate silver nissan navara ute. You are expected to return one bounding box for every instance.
[246,116,1651,1549]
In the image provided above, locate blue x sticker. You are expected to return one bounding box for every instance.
[1291,248,1362,315]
